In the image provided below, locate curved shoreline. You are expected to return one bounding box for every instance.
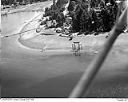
[17,2,128,54]
[18,11,42,49]
[1,0,52,16]
[17,1,56,51]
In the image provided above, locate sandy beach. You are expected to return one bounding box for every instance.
[1,0,128,98]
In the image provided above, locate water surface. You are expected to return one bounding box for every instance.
[2,12,36,36]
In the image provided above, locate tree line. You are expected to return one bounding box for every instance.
[43,0,119,34]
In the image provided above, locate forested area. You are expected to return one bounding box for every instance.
[1,0,121,34]
[43,0,119,34]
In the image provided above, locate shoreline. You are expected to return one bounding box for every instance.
[2,1,128,98]
[1,1,52,16]
[17,11,42,50]
[15,1,128,55]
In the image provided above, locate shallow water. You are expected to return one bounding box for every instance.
[1,51,128,98]
[1,9,128,98]
[1,12,36,36]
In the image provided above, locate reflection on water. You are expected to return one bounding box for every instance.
[1,12,36,36]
